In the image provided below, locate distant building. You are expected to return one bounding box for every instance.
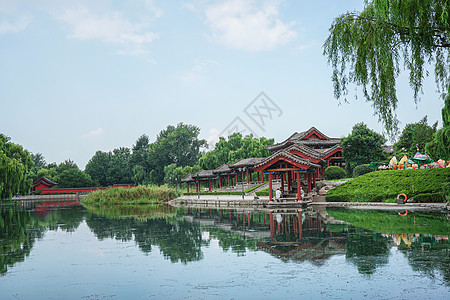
[32,177,58,191]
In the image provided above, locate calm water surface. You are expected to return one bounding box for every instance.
[1,201,449,299]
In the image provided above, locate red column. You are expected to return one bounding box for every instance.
[246,169,249,184]
[197,181,200,193]
[187,183,190,193]
[287,171,291,192]
[236,173,238,184]
[228,175,231,186]
[270,211,274,241]
[209,179,211,191]
[308,173,311,193]
[313,172,316,191]
[280,173,284,194]
[297,171,301,201]
[327,160,330,167]
[219,177,222,188]
[248,212,251,228]
[269,172,273,202]
[298,211,303,242]
[321,167,325,179]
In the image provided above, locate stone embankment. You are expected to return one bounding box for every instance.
[315,179,350,196]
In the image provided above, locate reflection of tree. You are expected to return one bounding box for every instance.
[36,206,86,232]
[86,215,204,264]
[205,226,259,255]
[1,205,85,275]
[345,230,390,275]
[0,207,44,275]
[399,238,450,286]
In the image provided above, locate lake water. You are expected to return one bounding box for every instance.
[1,201,449,299]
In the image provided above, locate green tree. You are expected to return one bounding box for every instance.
[426,91,450,159]
[129,134,151,184]
[57,159,79,173]
[198,133,273,170]
[394,116,437,156]
[85,151,111,186]
[30,152,46,168]
[106,147,132,185]
[147,123,207,184]
[342,123,387,175]
[0,134,33,199]
[56,168,94,188]
[323,0,450,134]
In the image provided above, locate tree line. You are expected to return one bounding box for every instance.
[1,111,448,199]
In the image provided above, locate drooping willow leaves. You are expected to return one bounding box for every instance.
[323,0,450,135]
[0,134,33,199]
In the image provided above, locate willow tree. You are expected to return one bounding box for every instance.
[323,0,450,134]
[0,134,33,199]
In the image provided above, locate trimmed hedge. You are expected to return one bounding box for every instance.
[353,164,373,177]
[324,166,346,180]
[326,168,450,203]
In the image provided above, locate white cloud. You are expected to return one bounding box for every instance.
[206,128,221,148]
[81,128,104,139]
[204,0,297,51]
[0,14,32,34]
[58,7,159,45]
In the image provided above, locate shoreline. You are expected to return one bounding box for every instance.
[171,194,448,212]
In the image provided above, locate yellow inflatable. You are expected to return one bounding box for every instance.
[389,156,398,169]
[398,155,408,169]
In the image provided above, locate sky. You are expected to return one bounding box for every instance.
[1,0,445,169]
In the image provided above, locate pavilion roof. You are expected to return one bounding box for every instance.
[267,127,341,151]
[32,176,58,188]
[254,150,321,170]
[192,169,217,179]
[228,157,266,169]
[180,173,195,183]
[212,164,233,174]
[316,144,342,157]
[286,144,323,161]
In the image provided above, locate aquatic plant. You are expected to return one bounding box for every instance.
[82,185,180,205]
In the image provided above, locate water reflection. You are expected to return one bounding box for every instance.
[1,202,448,286]
[85,205,205,263]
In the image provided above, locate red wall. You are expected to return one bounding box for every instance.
[41,185,137,194]
[41,187,107,194]
[35,183,50,191]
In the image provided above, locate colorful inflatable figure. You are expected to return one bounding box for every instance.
[411,145,433,166]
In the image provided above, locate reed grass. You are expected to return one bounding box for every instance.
[82,185,180,205]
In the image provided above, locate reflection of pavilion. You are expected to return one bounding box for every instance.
[258,209,346,262]
[181,207,348,262]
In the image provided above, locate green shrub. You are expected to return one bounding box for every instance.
[324,166,346,180]
[353,164,373,177]
[255,188,275,197]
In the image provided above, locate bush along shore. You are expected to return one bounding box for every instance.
[82,185,180,205]
[326,168,450,203]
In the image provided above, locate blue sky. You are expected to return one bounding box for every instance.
[1,0,445,169]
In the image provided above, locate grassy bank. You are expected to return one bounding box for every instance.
[82,185,180,205]
[326,168,450,203]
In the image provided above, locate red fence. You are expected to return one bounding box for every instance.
[41,184,136,194]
